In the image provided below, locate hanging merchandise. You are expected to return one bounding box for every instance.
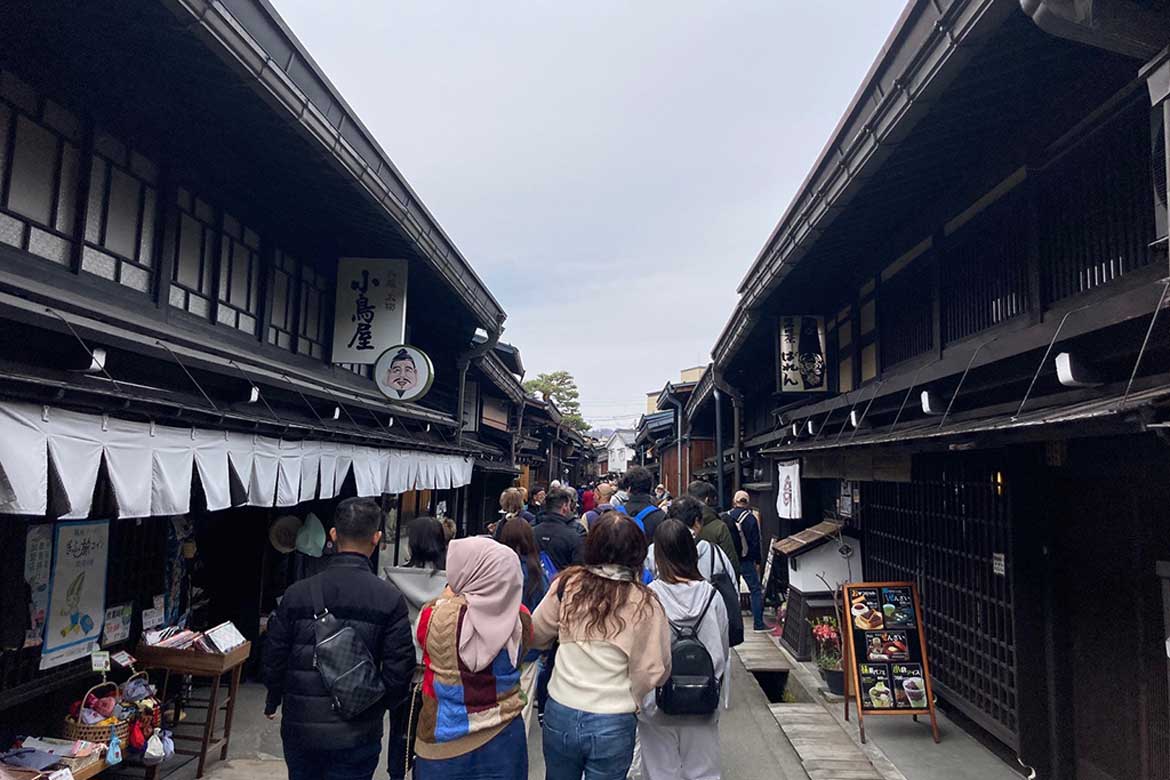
[41,520,109,670]
[269,515,302,554]
[295,512,326,557]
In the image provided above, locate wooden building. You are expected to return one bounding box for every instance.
[703,2,1170,778]
[0,0,551,739]
[636,376,716,497]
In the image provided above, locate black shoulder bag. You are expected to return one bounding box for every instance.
[310,576,386,720]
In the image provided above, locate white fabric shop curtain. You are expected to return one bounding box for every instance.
[0,401,474,519]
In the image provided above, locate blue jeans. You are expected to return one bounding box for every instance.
[414,716,527,780]
[284,738,380,780]
[542,697,636,780]
[740,560,765,630]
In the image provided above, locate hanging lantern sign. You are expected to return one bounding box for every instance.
[374,345,435,403]
[778,315,827,392]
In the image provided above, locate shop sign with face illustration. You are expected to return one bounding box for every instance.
[374,345,435,403]
[778,315,827,392]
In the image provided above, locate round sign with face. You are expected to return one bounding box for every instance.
[374,345,435,402]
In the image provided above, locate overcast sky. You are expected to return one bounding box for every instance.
[271,1,906,428]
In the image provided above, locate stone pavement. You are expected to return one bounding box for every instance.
[196,653,811,779]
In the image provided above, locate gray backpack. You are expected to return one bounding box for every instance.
[310,577,386,720]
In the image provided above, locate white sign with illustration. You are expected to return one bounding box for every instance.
[331,258,409,365]
[42,520,109,665]
[374,345,435,403]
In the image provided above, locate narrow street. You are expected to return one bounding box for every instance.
[1,1,1169,780]
[195,654,809,780]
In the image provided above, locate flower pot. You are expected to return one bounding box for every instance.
[820,668,845,695]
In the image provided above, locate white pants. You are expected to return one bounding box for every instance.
[636,714,721,780]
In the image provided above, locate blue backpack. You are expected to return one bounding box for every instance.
[616,505,657,584]
[539,551,560,583]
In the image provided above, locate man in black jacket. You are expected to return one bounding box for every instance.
[621,465,667,540]
[533,487,584,572]
[264,498,414,780]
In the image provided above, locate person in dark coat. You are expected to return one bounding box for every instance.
[264,497,415,780]
[532,487,584,572]
[621,465,668,540]
[689,480,740,568]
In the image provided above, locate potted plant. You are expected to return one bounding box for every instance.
[809,616,845,694]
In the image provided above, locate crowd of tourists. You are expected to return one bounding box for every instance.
[263,464,767,780]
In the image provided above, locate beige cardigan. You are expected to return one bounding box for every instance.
[532,571,671,711]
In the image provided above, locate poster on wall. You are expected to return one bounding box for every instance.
[778,315,827,392]
[374,345,435,403]
[23,524,53,648]
[41,520,109,669]
[331,258,409,365]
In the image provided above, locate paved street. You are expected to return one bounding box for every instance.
[189,654,809,780]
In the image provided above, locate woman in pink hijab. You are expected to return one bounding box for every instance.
[412,537,533,780]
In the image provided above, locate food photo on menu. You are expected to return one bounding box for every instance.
[892,663,928,709]
[866,631,910,662]
[850,588,884,630]
[880,586,917,628]
[858,663,894,709]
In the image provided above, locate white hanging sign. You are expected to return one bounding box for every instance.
[332,258,408,364]
[776,460,802,520]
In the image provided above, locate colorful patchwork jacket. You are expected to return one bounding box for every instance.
[415,594,533,760]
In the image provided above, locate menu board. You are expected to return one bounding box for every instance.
[842,581,940,743]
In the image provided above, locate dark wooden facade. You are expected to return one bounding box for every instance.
[703,2,1170,777]
[0,0,584,734]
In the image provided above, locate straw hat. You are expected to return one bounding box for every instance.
[269,515,303,554]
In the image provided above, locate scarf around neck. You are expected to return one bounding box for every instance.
[585,564,637,582]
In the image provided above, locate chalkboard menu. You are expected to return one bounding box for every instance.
[841,581,940,743]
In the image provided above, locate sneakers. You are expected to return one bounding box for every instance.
[752,625,770,633]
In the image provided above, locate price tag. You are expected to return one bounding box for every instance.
[111,650,137,668]
[142,607,164,630]
[91,651,110,673]
[48,769,76,780]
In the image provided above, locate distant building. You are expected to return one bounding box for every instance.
[598,429,636,475]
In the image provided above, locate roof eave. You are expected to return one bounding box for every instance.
[167,0,506,331]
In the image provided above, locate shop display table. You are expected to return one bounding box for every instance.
[134,642,251,779]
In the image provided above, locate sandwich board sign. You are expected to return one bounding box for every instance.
[841,581,940,744]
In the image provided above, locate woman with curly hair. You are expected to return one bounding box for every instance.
[531,511,671,780]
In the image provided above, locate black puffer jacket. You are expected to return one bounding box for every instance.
[264,553,414,749]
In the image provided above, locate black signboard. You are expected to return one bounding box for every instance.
[842,581,940,743]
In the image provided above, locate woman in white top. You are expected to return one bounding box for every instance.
[645,497,736,710]
[638,518,729,780]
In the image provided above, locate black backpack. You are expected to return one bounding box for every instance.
[706,543,744,647]
[310,576,386,720]
[656,587,721,716]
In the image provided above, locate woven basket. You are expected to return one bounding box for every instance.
[61,681,132,744]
